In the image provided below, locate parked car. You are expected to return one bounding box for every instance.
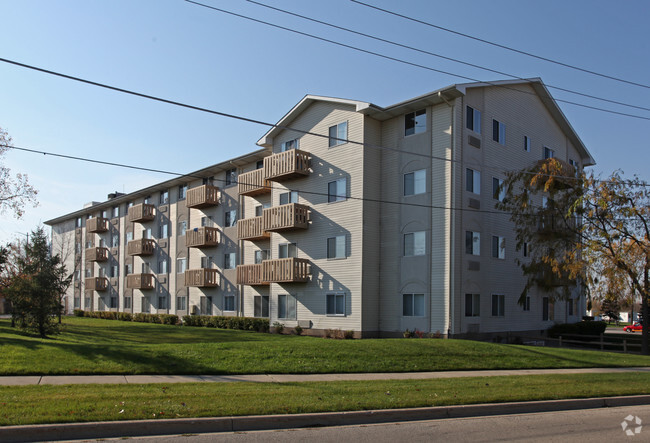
[623,323,643,333]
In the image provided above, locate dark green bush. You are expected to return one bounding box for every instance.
[182,315,269,332]
[73,309,85,317]
[548,321,607,338]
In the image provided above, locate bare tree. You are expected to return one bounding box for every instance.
[0,127,38,218]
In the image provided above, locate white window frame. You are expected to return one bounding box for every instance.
[328,178,347,203]
[177,258,187,273]
[402,293,425,317]
[159,190,169,205]
[466,168,481,194]
[465,293,480,317]
[465,231,480,256]
[544,147,555,159]
[277,294,296,319]
[225,210,237,227]
[405,109,426,136]
[492,119,506,145]
[404,231,426,257]
[492,235,506,260]
[224,252,237,270]
[281,138,299,152]
[178,221,187,236]
[326,293,345,316]
[491,294,505,317]
[176,296,187,311]
[523,296,531,311]
[524,135,531,152]
[224,294,236,312]
[278,243,297,259]
[327,235,346,259]
[328,121,348,147]
[404,169,426,196]
[279,191,298,205]
[466,106,481,134]
[492,177,505,201]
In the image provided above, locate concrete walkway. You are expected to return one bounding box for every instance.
[2,366,650,386]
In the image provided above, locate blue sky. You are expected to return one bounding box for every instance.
[1,0,649,244]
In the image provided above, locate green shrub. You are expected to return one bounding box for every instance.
[117,312,132,322]
[548,321,607,338]
[272,321,285,334]
[181,315,269,332]
[73,309,85,317]
[159,314,178,325]
[294,325,303,335]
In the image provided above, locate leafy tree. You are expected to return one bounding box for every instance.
[0,127,38,218]
[599,296,620,324]
[4,227,71,337]
[498,159,650,354]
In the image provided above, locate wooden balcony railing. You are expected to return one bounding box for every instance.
[127,238,155,256]
[85,277,108,291]
[186,185,219,209]
[185,268,220,287]
[126,273,155,290]
[85,247,109,262]
[186,227,220,248]
[128,204,155,223]
[263,149,310,181]
[238,168,271,196]
[262,258,310,283]
[263,203,309,232]
[237,216,270,241]
[236,264,268,285]
[86,217,109,233]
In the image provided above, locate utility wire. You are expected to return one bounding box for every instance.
[184,0,650,121]
[246,0,650,113]
[351,0,650,91]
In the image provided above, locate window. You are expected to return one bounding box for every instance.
[178,221,187,236]
[225,168,237,186]
[112,206,119,218]
[491,294,505,317]
[278,243,297,258]
[158,259,168,274]
[110,296,118,309]
[465,231,480,255]
[142,262,151,274]
[281,139,299,151]
[524,136,531,152]
[203,176,214,186]
[277,294,296,319]
[568,298,574,316]
[110,265,119,278]
[98,297,106,311]
[402,293,425,316]
[159,223,169,239]
[492,236,505,259]
[201,216,213,227]
[326,293,345,316]
[74,270,80,280]
[143,228,152,239]
[178,184,187,200]
[404,231,426,256]
[254,249,269,264]
[144,195,151,204]
[404,169,426,196]
[569,159,579,170]
[405,109,426,136]
[176,296,187,311]
[523,296,531,311]
[124,296,132,310]
[159,190,169,205]
[466,106,481,133]
[224,294,236,312]
[544,147,555,159]
[254,295,270,317]
[84,296,91,310]
[224,252,236,269]
[75,217,82,228]
[102,209,109,219]
[466,168,481,194]
[74,297,80,309]
[465,293,480,317]
[492,177,505,201]
[225,210,237,227]
[85,240,93,249]
[328,178,347,202]
[98,268,106,278]
[158,296,167,310]
[126,231,133,242]
[85,268,92,278]
[75,243,81,254]
[327,235,346,259]
[141,297,150,313]
[200,256,214,269]
[523,242,529,257]
[125,263,133,275]
[279,191,298,205]
[177,258,187,273]
[127,201,134,208]
[111,234,119,248]
[328,121,348,147]
[542,297,550,321]
[256,160,264,169]
[492,119,506,145]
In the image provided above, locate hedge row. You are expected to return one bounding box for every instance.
[548,320,607,338]
[73,309,178,325]
[182,315,270,332]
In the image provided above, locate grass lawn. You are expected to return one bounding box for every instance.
[1,373,650,426]
[2,317,650,376]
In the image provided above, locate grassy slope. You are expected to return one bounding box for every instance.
[2,373,650,426]
[2,318,650,376]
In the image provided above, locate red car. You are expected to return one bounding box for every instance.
[623,323,643,333]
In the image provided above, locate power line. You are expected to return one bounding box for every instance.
[351,0,650,91]
[184,0,650,121]
[246,0,650,113]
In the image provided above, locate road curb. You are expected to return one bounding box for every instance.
[1,395,649,442]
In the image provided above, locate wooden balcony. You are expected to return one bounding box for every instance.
[86,217,109,233]
[263,149,310,182]
[85,277,108,291]
[238,216,270,241]
[126,273,155,290]
[236,264,268,286]
[186,227,220,248]
[185,268,220,288]
[85,247,109,262]
[238,168,271,196]
[262,258,310,283]
[128,204,155,223]
[263,203,309,232]
[127,238,155,256]
[186,185,219,209]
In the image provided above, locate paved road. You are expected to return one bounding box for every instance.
[101,404,648,443]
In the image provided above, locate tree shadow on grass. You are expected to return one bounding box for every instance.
[505,344,648,368]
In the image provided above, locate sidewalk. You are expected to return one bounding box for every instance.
[2,366,650,386]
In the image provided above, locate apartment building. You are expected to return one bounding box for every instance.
[46,78,595,338]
